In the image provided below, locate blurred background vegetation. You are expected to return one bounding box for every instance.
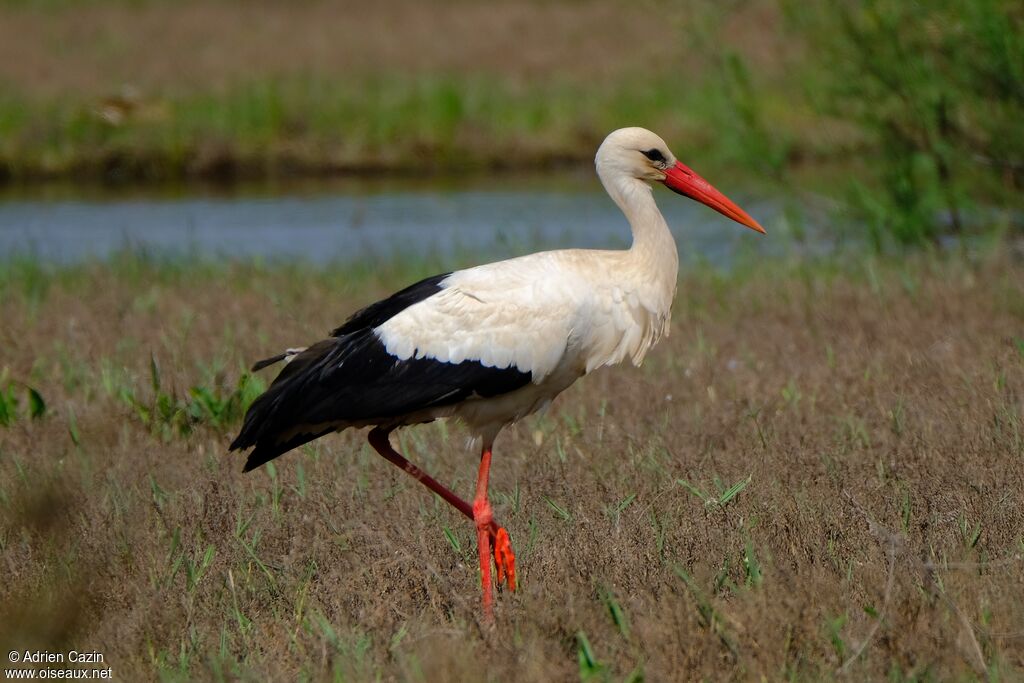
[0,0,1021,249]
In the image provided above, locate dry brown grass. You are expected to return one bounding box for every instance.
[2,251,1023,681]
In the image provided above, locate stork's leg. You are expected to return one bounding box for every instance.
[474,445,495,617]
[367,428,516,598]
[368,427,473,518]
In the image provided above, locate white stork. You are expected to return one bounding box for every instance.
[230,127,764,618]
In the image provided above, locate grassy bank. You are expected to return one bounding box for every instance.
[0,0,860,183]
[0,76,745,181]
[0,0,694,181]
[2,251,1023,680]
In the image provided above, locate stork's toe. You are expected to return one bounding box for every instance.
[493,527,516,591]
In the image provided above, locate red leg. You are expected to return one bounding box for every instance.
[474,445,495,617]
[368,427,472,519]
[367,428,516,607]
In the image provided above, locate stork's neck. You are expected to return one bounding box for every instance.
[602,173,679,289]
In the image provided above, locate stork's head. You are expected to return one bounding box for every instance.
[596,127,765,234]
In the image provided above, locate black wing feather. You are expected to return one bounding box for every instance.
[232,272,531,471]
[231,330,530,470]
[330,272,450,337]
[240,426,335,473]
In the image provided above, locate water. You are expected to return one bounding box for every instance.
[0,174,831,268]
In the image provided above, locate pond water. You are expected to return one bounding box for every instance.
[0,173,835,268]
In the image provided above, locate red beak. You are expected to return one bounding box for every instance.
[662,161,766,234]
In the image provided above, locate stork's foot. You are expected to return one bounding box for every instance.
[493,526,516,592]
[474,499,496,619]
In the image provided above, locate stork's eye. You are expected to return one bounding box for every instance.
[641,148,666,163]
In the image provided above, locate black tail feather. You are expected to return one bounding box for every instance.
[230,340,350,471]
[240,427,335,472]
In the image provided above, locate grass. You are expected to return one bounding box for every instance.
[0,0,871,186]
[1,249,1023,680]
[0,0,711,181]
[0,75,736,181]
